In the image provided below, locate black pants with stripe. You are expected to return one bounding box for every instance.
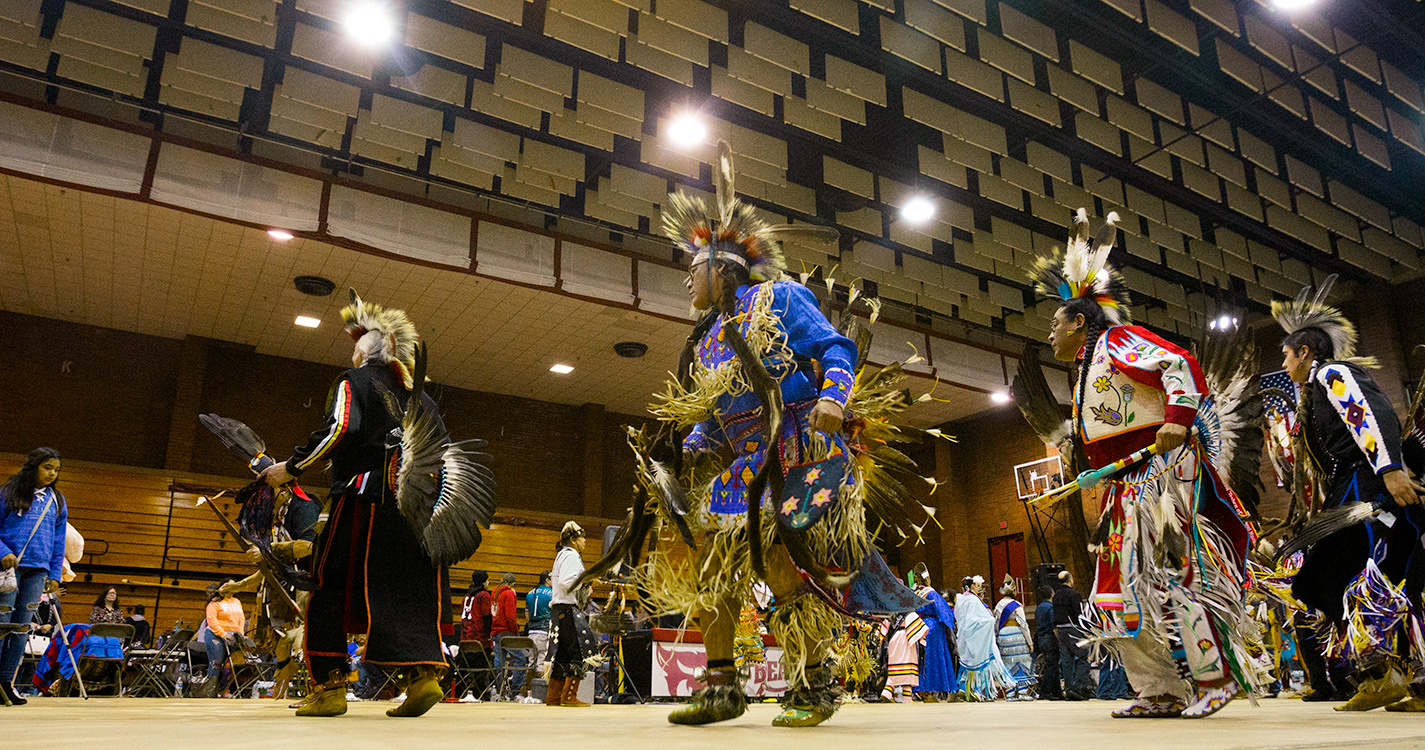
[305,492,449,682]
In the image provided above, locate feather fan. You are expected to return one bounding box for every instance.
[393,343,498,565]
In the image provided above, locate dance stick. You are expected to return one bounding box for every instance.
[1028,442,1162,508]
[195,493,301,614]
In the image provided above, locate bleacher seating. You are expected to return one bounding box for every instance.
[0,454,618,637]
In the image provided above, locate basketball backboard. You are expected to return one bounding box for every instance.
[1014,455,1064,500]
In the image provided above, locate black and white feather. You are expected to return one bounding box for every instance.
[199,413,267,466]
[393,343,498,565]
[1192,318,1266,516]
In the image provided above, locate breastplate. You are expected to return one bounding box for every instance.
[1076,345,1165,444]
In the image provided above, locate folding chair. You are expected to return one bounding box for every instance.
[494,636,536,700]
[77,623,134,696]
[355,659,399,700]
[228,643,273,699]
[185,637,214,697]
[453,640,494,701]
[126,627,193,698]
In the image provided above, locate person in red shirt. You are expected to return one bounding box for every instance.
[492,573,518,638]
[461,570,492,648]
[492,572,526,699]
[459,571,493,700]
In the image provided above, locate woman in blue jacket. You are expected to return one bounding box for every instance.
[0,448,67,706]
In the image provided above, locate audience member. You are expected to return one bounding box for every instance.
[1033,585,1062,700]
[1052,571,1092,700]
[0,451,70,705]
[0,448,67,707]
[127,604,151,647]
[90,587,126,625]
[1096,654,1133,700]
[202,581,245,698]
[526,570,552,680]
[459,570,494,700]
[492,572,525,699]
[462,570,493,650]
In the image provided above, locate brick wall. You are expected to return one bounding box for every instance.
[0,311,182,468]
[0,310,645,519]
[933,407,1099,592]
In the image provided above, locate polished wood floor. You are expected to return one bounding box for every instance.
[8,695,1425,749]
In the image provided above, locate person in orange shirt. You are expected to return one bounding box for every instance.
[203,581,246,697]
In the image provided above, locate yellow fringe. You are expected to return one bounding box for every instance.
[649,284,792,428]
[766,593,844,689]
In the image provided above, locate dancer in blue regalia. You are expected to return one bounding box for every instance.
[911,566,959,699]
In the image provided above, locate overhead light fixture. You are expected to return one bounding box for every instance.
[1209,314,1240,331]
[294,316,321,328]
[267,228,294,241]
[344,1,394,48]
[667,111,707,148]
[1270,0,1315,9]
[614,341,649,358]
[549,363,575,374]
[990,390,1012,405]
[900,196,936,225]
[294,275,336,296]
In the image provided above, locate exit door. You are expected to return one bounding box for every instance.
[988,533,1027,595]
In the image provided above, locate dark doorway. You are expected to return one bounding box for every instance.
[988,532,1027,595]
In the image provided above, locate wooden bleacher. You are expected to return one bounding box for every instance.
[0,455,620,637]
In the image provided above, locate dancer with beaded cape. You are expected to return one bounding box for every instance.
[1013,209,1266,718]
[579,142,931,728]
[1272,277,1425,711]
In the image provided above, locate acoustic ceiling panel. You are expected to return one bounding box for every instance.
[790,0,859,34]
[905,0,966,51]
[406,13,486,69]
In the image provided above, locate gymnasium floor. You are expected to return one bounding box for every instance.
[9,698,1425,749]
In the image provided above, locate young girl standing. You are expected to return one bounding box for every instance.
[0,448,68,706]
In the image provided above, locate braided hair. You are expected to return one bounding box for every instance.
[1061,297,1112,432]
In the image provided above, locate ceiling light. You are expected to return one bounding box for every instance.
[294,275,336,296]
[667,112,707,148]
[549,363,575,374]
[614,341,648,358]
[990,390,1012,405]
[344,1,394,48]
[267,228,294,241]
[1209,314,1239,331]
[1270,0,1315,9]
[294,316,321,328]
[900,196,936,225]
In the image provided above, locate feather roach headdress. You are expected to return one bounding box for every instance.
[1271,274,1358,360]
[341,288,419,389]
[662,140,839,282]
[1029,209,1132,324]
